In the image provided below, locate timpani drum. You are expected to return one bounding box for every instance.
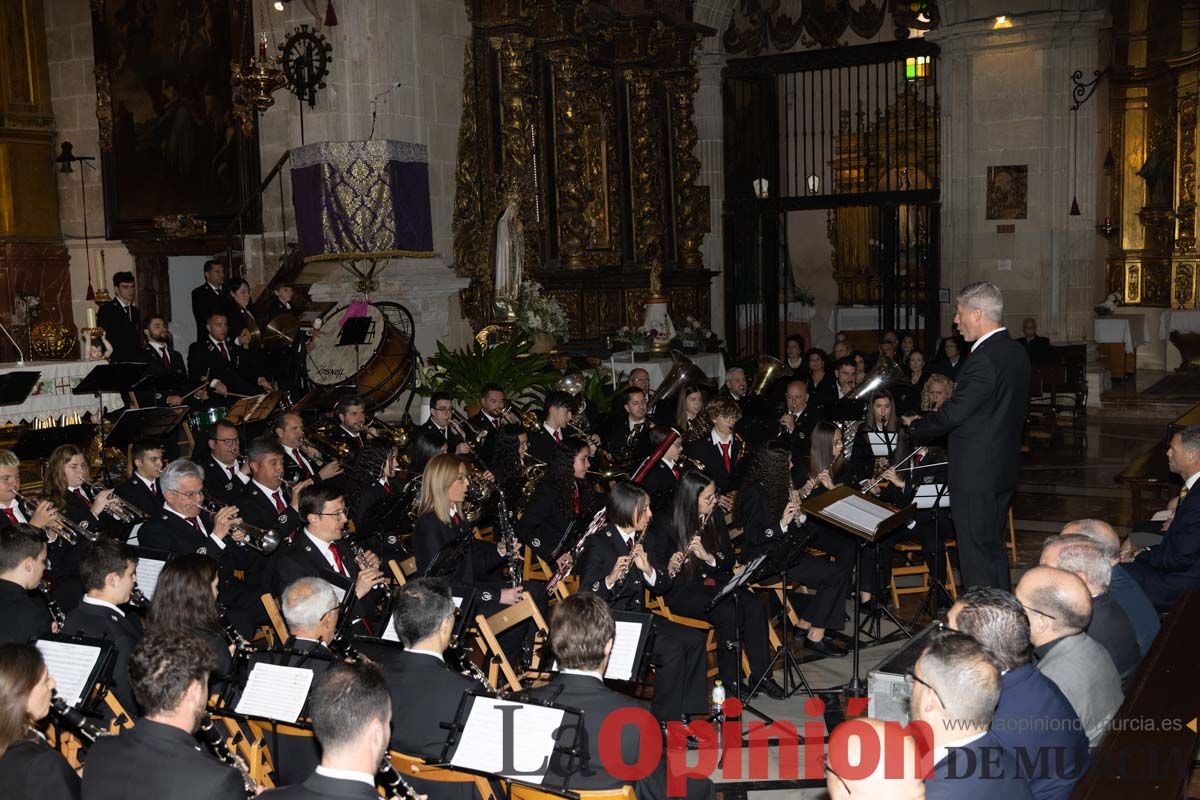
[305,302,414,411]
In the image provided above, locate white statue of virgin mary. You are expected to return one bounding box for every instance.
[493,199,524,320]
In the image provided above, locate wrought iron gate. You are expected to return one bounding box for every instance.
[723,40,941,358]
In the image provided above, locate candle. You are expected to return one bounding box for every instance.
[86,308,96,328]
[98,250,106,287]
[259,33,268,60]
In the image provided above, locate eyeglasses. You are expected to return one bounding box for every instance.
[211,438,239,445]
[169,489,205,499]
[432,405,453,412]
[1021,602,1057,621]
[316,508,349,518]
[824,756,850,795]
[905,668,945,708]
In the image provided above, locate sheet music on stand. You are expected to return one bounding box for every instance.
[133,547,171,599]
[803,485,916,543]
[867,431,897,457]
[914,483,950,509]
[442,691,584,790]
[234,662,315,723]
[384,593,465,642]
[548,610,651,682]
[36,636,114,710]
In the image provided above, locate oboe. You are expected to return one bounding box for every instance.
[197,715,257,798]
[376,753,422,800]
[49,695,107,759]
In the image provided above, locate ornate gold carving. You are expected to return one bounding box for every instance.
[94,65,113,152]
[30,321,75,360]
[1177,93,1197,251]
[1127,263,1142,304]
[153,214,208,238]
[625,70,665,291]
[667,71,708,268]
[1144,261,1171,306]
[452,41,487,328]
[551,50,589,268]
[1173,263,1195,308]
[492,34,540,273]
[231,61,256,137]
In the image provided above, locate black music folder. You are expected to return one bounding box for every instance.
[0,371,40,407]
[802,485,916,543]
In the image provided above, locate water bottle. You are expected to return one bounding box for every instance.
[710,679,726,718]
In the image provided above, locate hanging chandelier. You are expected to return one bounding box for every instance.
[233,33,287,113]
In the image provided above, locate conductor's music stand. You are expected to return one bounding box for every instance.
[104,407,189,467]
[225,391,284,426]
[73,363,151,454]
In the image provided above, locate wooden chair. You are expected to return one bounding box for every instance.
[213,713,276,790]
[507,781,636,800]
[245,719,313,788]
[889,542,958,607]
[390,751,496,800]
[473,594,551,692]
[261,593,290,643]
[646,591,739,682]
[524,546,552,582]
[1007,506,1018,566]
[388,556,417,586]
[103,694,136,733]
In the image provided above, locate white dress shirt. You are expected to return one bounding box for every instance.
[314,766,375,787]
[971,326,1007,352]
[304,530,346,575]
[165,504,225,550]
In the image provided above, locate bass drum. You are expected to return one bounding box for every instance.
[305,301,415,411]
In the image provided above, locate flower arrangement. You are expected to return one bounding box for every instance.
[515,280,569,341]
[617,323,671,351]
[1094,291,1122,317]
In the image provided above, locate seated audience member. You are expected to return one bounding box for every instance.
[0,525,53,645]
[1061,519,1160,655]
[1019,318,1057,365]
[909,629,1033,800]
[947,588,1089,800]
[528,592,714,800]
[1123,425,1200,611]
[0,643,80,799]
[1040,535,1141,690]
[1015,567,1122,747]
[83,633,246,798]
[825,718,925,800]
[260,660,393,798]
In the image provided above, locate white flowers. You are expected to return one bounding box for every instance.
[516,280,568,340]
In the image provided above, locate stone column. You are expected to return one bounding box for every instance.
[695,44,726,337]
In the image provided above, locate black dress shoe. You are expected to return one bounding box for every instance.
[803,637,847,658]
[758,677,787,699]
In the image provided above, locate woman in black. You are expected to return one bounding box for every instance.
[736,440,850,658]
[896,349,929,416]
[43,445,121,612]
[648,470,784,697]
[804,349,834,406]
[486,423,529,508]
[517,437,598,569]
[674,383,710,443]
[0,643,80,799]
[847,391,909,602]
[143,554,234,686]
[344,442,409,555]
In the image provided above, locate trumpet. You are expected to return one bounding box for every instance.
[15,493,93,545]
[199,501,282,554]
[82,481,148,523]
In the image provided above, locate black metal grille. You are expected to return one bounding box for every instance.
[723,40,941,359]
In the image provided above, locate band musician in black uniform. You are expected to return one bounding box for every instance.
[778,380,824,482]
[190,258,228,339]
[236,437,308,545]
[0,526,54,646]
[0,644,81,799]
[421,392,470,456]
[187,312,263,400]
[577,481,707,726]
[200,420,251,505]
[640,426,685,512]
[602,386,654,465]
[96,270,141,362]
[518,437,599,569]
[329,394,373,455]
[135,314,195,413]
[273,411,342,484]
[116,439,166,517]
[647,470,784,698]
[683,396,745,513]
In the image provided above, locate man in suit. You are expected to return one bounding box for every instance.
[139,459,265,637]
[260,661,392,799]
[135,314,194,410]
[237,437,307,545]
[329,394,372,455]
[268,482,389,634]
[821,357,865,421]
[0,525,53,645]
[602,385,654,463]
[267,283,299,322]
[1123,425,1200,610]
[910,629,1034,800]
[904,282,1030,591]
[273,412,342,484]
[1040,535,1141,691]
[825,718,925,800]
[199,420,252,505]
[96,270,141,362]
[528,592,714,800]
[527,390,597,464]
[1016,567,1123,747]
[1019,318,1057,365]
[468,383,508,435]
[83,633,247,799]
[62,538,143,717]
[188,312,264,400]
[778,380,823,476]
[718,366,749,411]
[383,578,475,760]
[947,588,1089,800]
[116,439,166,518]
[1062,518,1160,655]
[577,482,707,726]
[683,397,744,509]
[421,392,470,457]
[191,258,228,339]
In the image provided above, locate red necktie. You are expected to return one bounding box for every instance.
[219,342,230,361]
[295,453,312,478]
[150,481,158,496]
[3,508,16,524]
[382,482,392,494]
[719,442,732,473]
[329,545,347,576]
[190,516,203,535]
[672,465,681,479]
[126,306,133,323]
[451,511,462,526]
[553,430,562,444]
[572,484,580,514]
[75,487,88,502]
[160,348,170,369]
[273,491,286,513]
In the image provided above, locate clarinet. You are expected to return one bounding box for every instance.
[609,528,648,596]
[38,580,66,628]
[377,753,422,800]
[128,586,151,612]
[49,695,107,759]
[447,635,493,691]
[197,715,257,798]
[493,487,522,588]
[217,604,253,658]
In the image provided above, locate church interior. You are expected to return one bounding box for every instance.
[0,0,1198,797]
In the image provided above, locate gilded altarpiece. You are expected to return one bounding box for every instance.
[452,1,715,338]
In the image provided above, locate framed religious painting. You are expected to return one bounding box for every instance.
[986,165,1028,220]
[90,0,261,240]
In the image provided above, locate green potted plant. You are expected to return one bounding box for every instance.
[425,337,560,411]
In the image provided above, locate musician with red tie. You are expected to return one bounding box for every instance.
[199,421,251,505]
[418,392,470,456]
[190,259,227,338]
[527,390,579,464]
[328,394,372,455]
[186,312,258,399]
[235,437,308,545]
[683,397,745,511]
[96,270,141,362]
[136,315,194,409]
[46,445,122,544]
[272,411,342,483]
[641,426,685,512]
[467,382,508,436]
[115,439,166,516]
[518,437,599,567]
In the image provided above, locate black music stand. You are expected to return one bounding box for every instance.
[105,406,189,452]
[13,423,97,461]
[72,362,151,398]
[743,532,817,701]
[35,633,118,718]
[337,315,374,378]
[705,553,775,724]
[0,371,40,408]
[422,529,475,579]
[909,478,954,626]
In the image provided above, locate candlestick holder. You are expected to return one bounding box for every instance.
[233,33,287,113]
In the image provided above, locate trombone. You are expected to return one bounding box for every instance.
[199,500,282,554]
[367,416,411,449]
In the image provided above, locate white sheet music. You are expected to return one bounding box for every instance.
[37,640,102,708]
[450,696,565,782]
[234,663,314,723]
[136,558,166,599]
[605,620,644,681]
[329,583,347,603]
[822,494,894,534]
[914,484,950,509]
[867,431,894,457]
[385,597,463,643]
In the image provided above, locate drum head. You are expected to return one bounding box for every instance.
[306,305,388,387]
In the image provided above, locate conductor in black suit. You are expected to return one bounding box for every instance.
[191,259,227,339]
[83,633,247,799]
[259,660,393,799]
[528,593,714,800]
[904,282,1030,590]
[96,270,141,362]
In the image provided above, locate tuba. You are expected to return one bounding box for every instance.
[648,351,710,405]
[850,356,906,401]
[748,354,792,396]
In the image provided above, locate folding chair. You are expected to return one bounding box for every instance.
[212,713,276,790]
[646,591,729,682]
[507,781,636,800]
[889,542,958,607]
[261,593,290,643]
[390,751,497,800]
[388,556,417,586]
[473,594,551,692]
